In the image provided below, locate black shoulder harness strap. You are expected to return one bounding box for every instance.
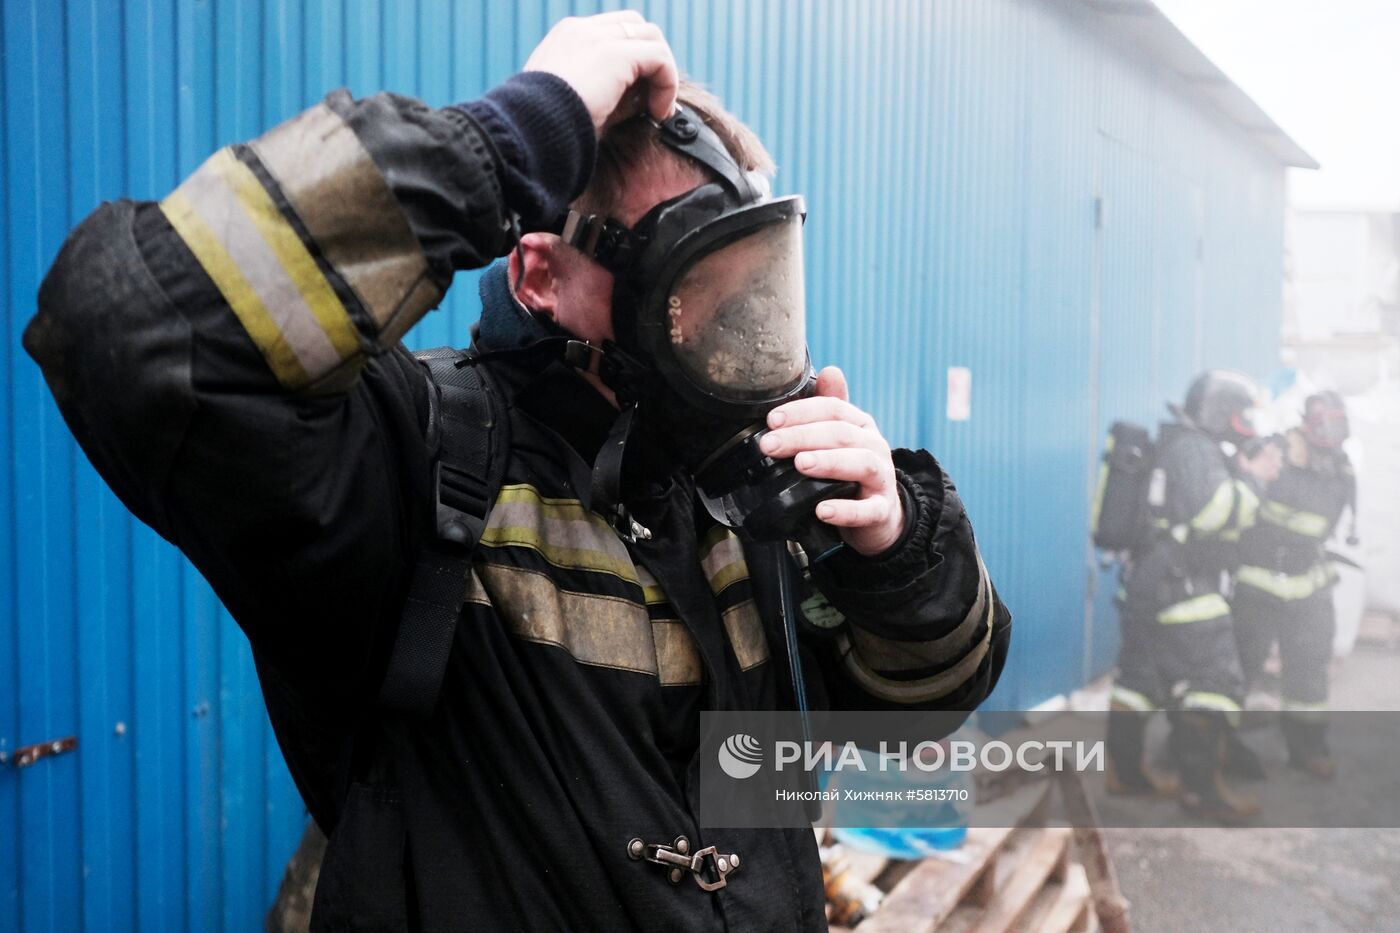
[378,345,511,715]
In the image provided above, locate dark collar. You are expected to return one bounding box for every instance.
[513,361,618,466]
[475,259,679,493]
[472,261,616,463]
[474,260,553,350]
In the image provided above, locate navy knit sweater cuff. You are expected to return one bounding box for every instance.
[451,72,596,231]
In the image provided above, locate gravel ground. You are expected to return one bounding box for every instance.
[1108,639,1400,933]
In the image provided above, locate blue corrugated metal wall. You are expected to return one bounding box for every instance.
[2,0,1285,928]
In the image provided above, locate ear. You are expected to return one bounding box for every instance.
[509,233,563,320]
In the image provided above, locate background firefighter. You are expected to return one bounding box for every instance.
[1105,370,1279,823]
[1234,391,1357,779]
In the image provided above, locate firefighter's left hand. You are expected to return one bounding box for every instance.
[1239,442,1283,486]
[760,366,906,557]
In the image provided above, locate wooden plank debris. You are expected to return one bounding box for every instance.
[823,766,1115,932]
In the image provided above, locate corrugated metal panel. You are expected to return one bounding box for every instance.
[1017,0,1101,706]
[2,0,1288,927]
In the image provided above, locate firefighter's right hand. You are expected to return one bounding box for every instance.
[524,12,679,135]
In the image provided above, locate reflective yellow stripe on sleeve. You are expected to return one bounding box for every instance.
[1189,478,1236,535]
[845,549,991,674]
[212,150,361,359]
[249,102,441,345]
[1228,479,1260,537]
[1089,435,1113,536]
[160,148,362,390]
[837,549,995,703]
[160,189,310,387]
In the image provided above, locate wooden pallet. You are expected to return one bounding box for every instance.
[826,783,1097,933]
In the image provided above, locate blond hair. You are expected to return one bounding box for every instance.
[574,79,775,218]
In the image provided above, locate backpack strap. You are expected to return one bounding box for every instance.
[379,346,511,715]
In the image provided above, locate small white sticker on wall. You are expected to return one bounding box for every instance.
[947,366,971,422]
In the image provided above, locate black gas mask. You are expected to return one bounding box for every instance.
[555,105,855,558]
[1303,391,1349,450]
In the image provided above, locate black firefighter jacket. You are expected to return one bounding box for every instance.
[1236,428,1354,604]
[23,86,1011,931]
[1122,422,1260,627]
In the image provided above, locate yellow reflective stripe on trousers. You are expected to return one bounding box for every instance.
[1110,684,1157,712]
[1281,699,1328,723]
[1235,563,1335,601]
[1181,691,1241,723]
[1157,592,1229,624]
[159,148,361,389]
[1190,478,1235,534]
[1260,500,1330,538]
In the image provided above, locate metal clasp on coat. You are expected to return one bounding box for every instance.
[627,836,741,891]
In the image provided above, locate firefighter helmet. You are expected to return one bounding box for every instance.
[1182,370,1261,444]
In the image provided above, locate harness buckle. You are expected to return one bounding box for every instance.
[628,837,741,891]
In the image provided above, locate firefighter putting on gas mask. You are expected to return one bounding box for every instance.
[25,13,1012,929]
[545,105,854,559]
[1094,371,1280,823]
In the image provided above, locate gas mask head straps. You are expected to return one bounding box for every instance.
[556,104,766,275]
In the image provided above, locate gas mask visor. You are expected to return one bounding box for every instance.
[1304,404,1349,448]
[639,197,854,558]
[637,196,809,415]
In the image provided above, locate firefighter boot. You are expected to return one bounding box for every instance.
[1105,707,1179,797]
[1282,715,1335,781]
[1222,726,1267,782]
[1170,713,1261,824]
